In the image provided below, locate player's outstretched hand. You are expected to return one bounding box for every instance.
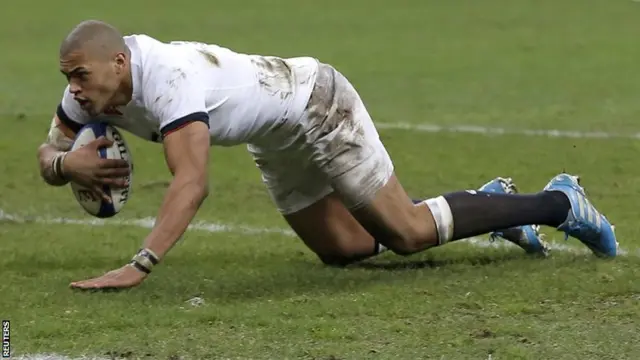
[70,264,147,291]
[63,136,131,201]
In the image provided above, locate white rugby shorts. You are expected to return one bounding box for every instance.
[247,62,394,215]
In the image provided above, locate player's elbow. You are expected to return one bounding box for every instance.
[196,181,210,202]
[184,175,209,206]
[192,182,209,209]
[37,143,50,163]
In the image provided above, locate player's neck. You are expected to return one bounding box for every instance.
[112,68,134,106]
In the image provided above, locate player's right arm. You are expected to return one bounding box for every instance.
[37,89,131,198]
[38,113,78,186]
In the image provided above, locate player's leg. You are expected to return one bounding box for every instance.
[349,173,569,253]
[412,180,546,254]
[247,144,387,266]
[475,177,548,254]
[283,192,388,266]
[307,63,618,258]
[352,172,617,257]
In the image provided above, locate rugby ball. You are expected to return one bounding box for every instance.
[69,122,133,218]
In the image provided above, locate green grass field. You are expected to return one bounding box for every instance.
[2,0,640,359]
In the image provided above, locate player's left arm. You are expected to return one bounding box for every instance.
[69,116,211,290]
[139,119,210,263]
[132,63,212,272]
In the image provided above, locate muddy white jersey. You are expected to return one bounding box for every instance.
[57,34,319,147]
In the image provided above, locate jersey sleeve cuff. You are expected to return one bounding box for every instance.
[160,112,210,138]
[56,104,84,133]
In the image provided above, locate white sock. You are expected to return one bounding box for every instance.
[423,196,455,245]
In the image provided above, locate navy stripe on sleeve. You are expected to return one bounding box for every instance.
[160,112,210,138]
[56,104,84,133]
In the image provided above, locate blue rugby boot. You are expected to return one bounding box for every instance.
[479,177,550,256]
[543,173,618,257]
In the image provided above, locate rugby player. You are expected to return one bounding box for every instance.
[37,20,618,290]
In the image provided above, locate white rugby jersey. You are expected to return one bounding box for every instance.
[57,34,319,147]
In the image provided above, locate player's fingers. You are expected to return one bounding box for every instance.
[72,281,105,290]
[91,136,114,149]
[95,177,128,189]
[98,158,130,169]
[72,274,113,287]
[70,278,100,288]
[101,177,129,189]
[96,167,131,178]
[92,172,128,187]
[92,185,112,203]
[81,278,122,290]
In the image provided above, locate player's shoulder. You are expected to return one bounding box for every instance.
[126,34,221,56]
[124,33,162,48]
[124,34,169,63]
[126,36,206,112]
[127,34,192,89]
[128,34,208,71]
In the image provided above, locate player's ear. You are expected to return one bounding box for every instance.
[114,52,127,74]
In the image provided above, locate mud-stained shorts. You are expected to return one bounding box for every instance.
[248,62,395,215]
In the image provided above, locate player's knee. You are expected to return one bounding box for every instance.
[316,247,360,267]
[314,241,371,267]
[384,225,438,255]
[318,254,357,267]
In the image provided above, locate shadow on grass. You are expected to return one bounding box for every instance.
[351,251,535,271]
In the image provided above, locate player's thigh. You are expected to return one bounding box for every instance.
[283,192,377,263]
[248,144,331,215]
[305,63,438,251]
[303,62,394,210]
[248,145,375,261]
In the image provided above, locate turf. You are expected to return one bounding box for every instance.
[2,0,640,359]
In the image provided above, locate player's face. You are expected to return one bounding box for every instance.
[60,49,126,117]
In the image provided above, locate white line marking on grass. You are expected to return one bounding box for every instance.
[376,122,640,140]
[0,209,294,236]
[0,208,629,256]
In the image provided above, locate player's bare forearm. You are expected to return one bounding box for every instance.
[38,142,69,186]
[142,177,208,259]
[140,120,211,261]
[39,115,76,186]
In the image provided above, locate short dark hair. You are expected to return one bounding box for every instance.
[60,20,127,59]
